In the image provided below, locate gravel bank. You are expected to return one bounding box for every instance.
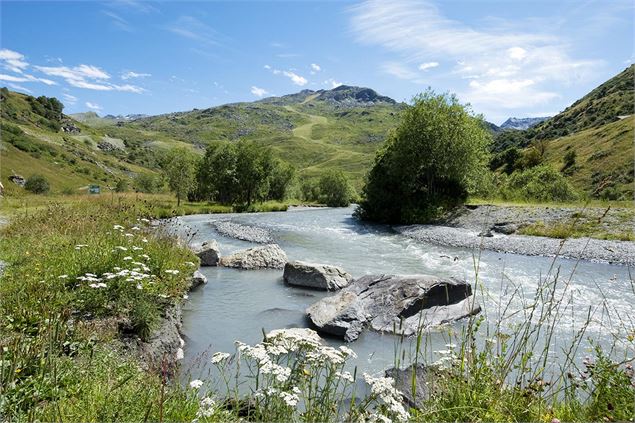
[394,206,635,265]
[212,220,273,243]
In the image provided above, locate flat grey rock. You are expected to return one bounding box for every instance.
[306,274,480,342]
[283,260,352,290]
[192,240,220,266]
[220,244,287,269]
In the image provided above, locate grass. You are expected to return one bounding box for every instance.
[1,196,634,421]
[518,220,635,241]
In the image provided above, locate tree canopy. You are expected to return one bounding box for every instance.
[356,90,491,223]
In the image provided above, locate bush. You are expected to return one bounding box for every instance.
[318,170,353,207]
[24,175,50,194]
[134,173,163,193]
[502,165,578,202]
[357,90,491,223]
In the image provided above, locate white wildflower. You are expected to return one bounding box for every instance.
[58,275,68,279]
[183,294,189,299]
[124,233,134,237]
[210,352,231,364]
[142,238,148,243]
[185,261,196,266]
[114,246,128,251]
[131,226,141,231]
[123,256,133,261]
[336,371,355,383]
[132,246,143,251]
[196,396,216,418]
[189,379,204,389]
[339,345,358,359]
[279,391,299,407]
[140,218,150,223]
[165,269,180,275]
[113,225,124,230]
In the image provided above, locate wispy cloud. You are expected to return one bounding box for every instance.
[102,10,133,32]
[35,64,144,93]
[85,101,102,111]
[310,63,321,72]
[166,16,225,46]
[0,73,56,85]
[418,61,439,71]
[63,93,78,105]
[265,65,309,86]
[0,49,29,73]
[324,78,343,88]
[250,86,269,97]
[7,83,32,94]
[121,71,151,80]
[349,0,603,112]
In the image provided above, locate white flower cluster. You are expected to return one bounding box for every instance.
[195,396,216,419]
[190,379,204,389]
[433,343,460,370]
[210,352,231,364]
[363,373,410,422]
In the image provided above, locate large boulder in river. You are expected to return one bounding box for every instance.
[192,240,221,266]
[189,270,207,290]
[283,260,352,291]
[219,244,287,269]
[306,274,480,342]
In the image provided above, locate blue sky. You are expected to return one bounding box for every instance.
[1,0,632,124]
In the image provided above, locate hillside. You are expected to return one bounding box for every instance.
[544,116,634,199]
[0,88,161,194]
[94,86,405,188]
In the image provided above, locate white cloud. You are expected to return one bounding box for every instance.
[85,101,102,111]
[250,86,268,97]
[263,64,272,70]
[63,93,77,105]
[311,63,321,72]
[121,71,151,80]
[282,71,307,86]
[382,62,418,80]
[0,73,57,85]
[35,64,144,93]
[324,78,343,88]
[349,0,602,112]
[166,16,224,46]
[7,83,32,94]
[0,49,29,73]
[418,61,439,71]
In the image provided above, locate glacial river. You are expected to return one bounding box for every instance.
[175,206,634,380]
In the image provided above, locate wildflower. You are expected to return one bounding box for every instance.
[136,284,143,290]
[189,379,204,389]
[124,233,134,237]
[123,256,133,261]
[159,294,168,299]
[185,261,196,266]
[165,269,180,275]
[113,224,124,230]
[142,238,148,243]
[196,397,216,418]
[279,391,299,407]
[131,226,141,231]
[114,246,128,251]
[132,246,143,251]
[211,352,231,364]
[183,294,189,299]
[336,371,355,383]
[58,275,68,279]
[140,218,150,223]
[89,283,107,289]
[141,254,150,260]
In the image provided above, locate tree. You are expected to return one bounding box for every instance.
[235,141,270,207]
[268,160,295,201]
[319,170,352,207]
[24,174,50,194]
[114,179,128,193]
[356,90,491,223]
[134,173,162,193]
[163,147,198,206]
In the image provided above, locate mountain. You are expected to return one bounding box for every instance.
[500,116,550,130]
[101,85,405,188]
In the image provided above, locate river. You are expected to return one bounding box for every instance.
[175,206,634,380]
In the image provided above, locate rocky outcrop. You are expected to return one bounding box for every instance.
[306,274,480,342]
[133,303,184,374]
[283,260,352,290]
[192,240,221,266]
[219,244,287,269]
[8,174,25,187]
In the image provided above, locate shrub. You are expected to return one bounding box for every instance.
[318,170,353,207]
[502,165,578,202]
[24,174,50,194]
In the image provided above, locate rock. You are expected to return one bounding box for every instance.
[283,260,352,291]
[492,223,519,235]
[306,274,480,342]
[478,229,494,237]
[386,363,438,409]
[190,270,207,290]
[220,244,287,269]
[8,174,25,187]
[192,240,221,266]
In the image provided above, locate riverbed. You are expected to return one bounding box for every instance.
[175,206,634,380]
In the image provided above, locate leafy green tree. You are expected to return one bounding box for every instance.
[357,90,491,223]
[163,147,198,206]
[319,170,352,207]
[502,165,578,202]
[268,160,296,201]
[24,175,50,194]
[235,141,270,207]
[134,173,162,194]
[300,178,321,202]
[561,150,577,174]
[114,179,128,193]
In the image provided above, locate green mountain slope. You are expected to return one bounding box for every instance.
[89,86,404,188]
[0,88,159,194]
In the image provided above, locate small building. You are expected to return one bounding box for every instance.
[88,184,101,194]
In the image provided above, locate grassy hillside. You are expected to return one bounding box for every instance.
[0,88,161,194]
[90,86,404,189]
[544,116,634,199]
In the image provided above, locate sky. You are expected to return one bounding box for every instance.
[1,0,633,124]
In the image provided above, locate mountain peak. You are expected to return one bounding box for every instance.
[500,116,550,130]
[257,85,396,107]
